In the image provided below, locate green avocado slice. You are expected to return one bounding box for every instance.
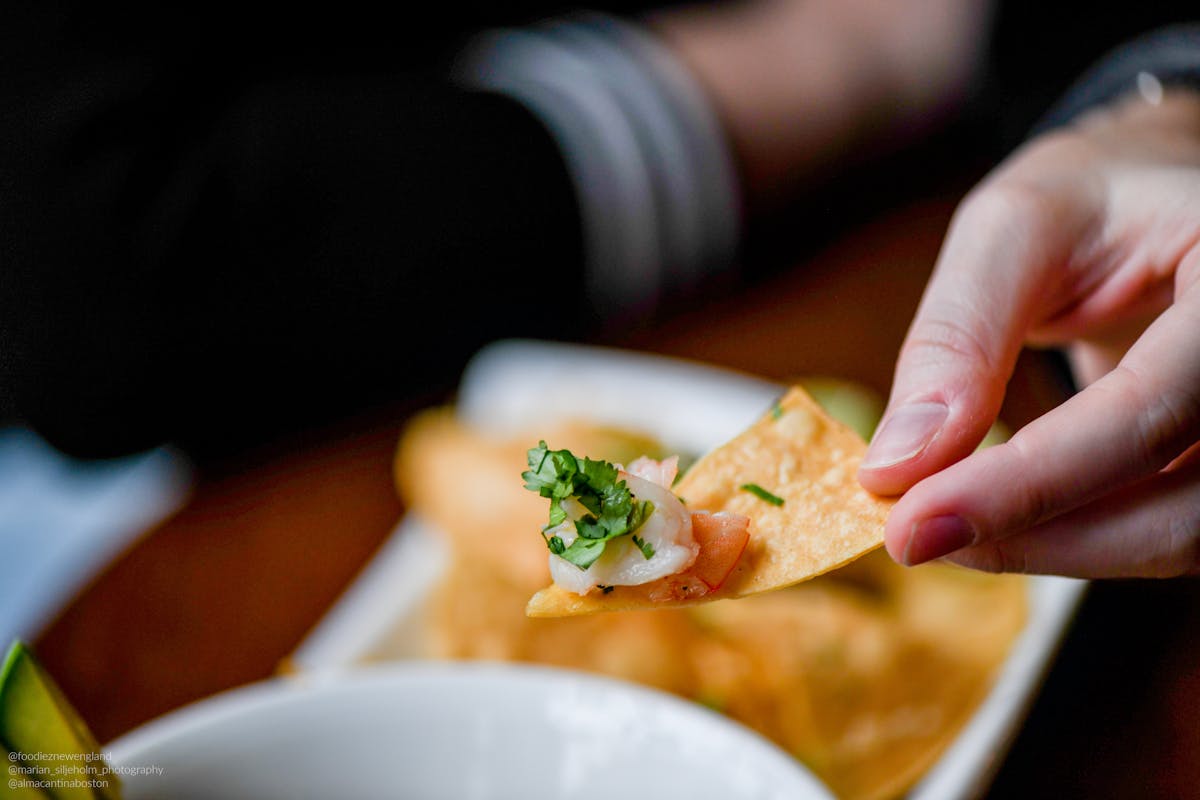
[0,642,121,800]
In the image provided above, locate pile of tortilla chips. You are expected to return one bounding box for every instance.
[388,388,1026,800]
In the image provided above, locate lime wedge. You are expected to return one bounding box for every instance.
[2,738,52,798]
[0,642,121,800]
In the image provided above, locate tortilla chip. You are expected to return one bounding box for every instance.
[527,386,895,616]
[396,409,665,588]
[691,584,1001,800]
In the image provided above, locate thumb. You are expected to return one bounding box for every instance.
[858,182,1082,495]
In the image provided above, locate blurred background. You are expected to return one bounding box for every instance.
[3,1,1200,797]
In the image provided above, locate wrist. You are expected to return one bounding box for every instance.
[1127,88,1200,137]
[1077,89,1200,150]
[650,0,985,206]
[1034,24,1200,139]
[650,3,886,202]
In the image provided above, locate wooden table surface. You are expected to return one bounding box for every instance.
[35,195,1200,798]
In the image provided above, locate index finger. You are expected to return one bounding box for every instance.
[887,283,1200,565]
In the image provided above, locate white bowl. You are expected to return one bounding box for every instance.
[108,663,833,800]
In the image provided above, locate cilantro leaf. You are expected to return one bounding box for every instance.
[559,536,609,569]
[523,443,661,569]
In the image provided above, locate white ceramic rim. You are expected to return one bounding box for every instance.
[107,661,834,799]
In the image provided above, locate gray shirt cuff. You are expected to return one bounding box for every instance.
[456,13,740,320]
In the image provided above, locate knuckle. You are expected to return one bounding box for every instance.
[948,541,1029,574]
[1112,365,1200,471]
[900,313,999,383]
[997,436,1060,529]
[955,179,1061,241]
[1157,506,1200,578]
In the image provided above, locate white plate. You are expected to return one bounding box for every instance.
[108,663,832,800]
[293,339,1088,799]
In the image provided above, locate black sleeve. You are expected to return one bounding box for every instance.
[0,6,586,459]
[1033,24,1200,134]
[976,4,1198,149]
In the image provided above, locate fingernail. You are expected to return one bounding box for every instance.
[904,515,975,565]
[861,402,948,469]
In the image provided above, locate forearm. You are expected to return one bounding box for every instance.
[651,0,992,203]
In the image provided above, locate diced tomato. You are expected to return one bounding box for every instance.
[688,511,750,591]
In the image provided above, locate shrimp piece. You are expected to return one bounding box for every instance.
[548,469,697,594]
[543,453,749,599]
[624,455,679,489]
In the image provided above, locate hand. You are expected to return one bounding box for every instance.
[858,90,1200,578]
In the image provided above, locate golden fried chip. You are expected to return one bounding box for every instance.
[396,409,665,587]
[383,383,1028,800]
[693,586,989,800]
[527,386,895,616]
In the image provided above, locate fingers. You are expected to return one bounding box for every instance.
[943,458,1200,578]
[886,285,1200,566]
[859,178,1091,496]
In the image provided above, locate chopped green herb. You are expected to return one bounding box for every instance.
[523,442,656,569]
[559,537,606,567]
[740,483,785,506]
[631,534,655,560]
[770,402,784,421]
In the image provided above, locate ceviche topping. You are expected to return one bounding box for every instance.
[522,441,658,569]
